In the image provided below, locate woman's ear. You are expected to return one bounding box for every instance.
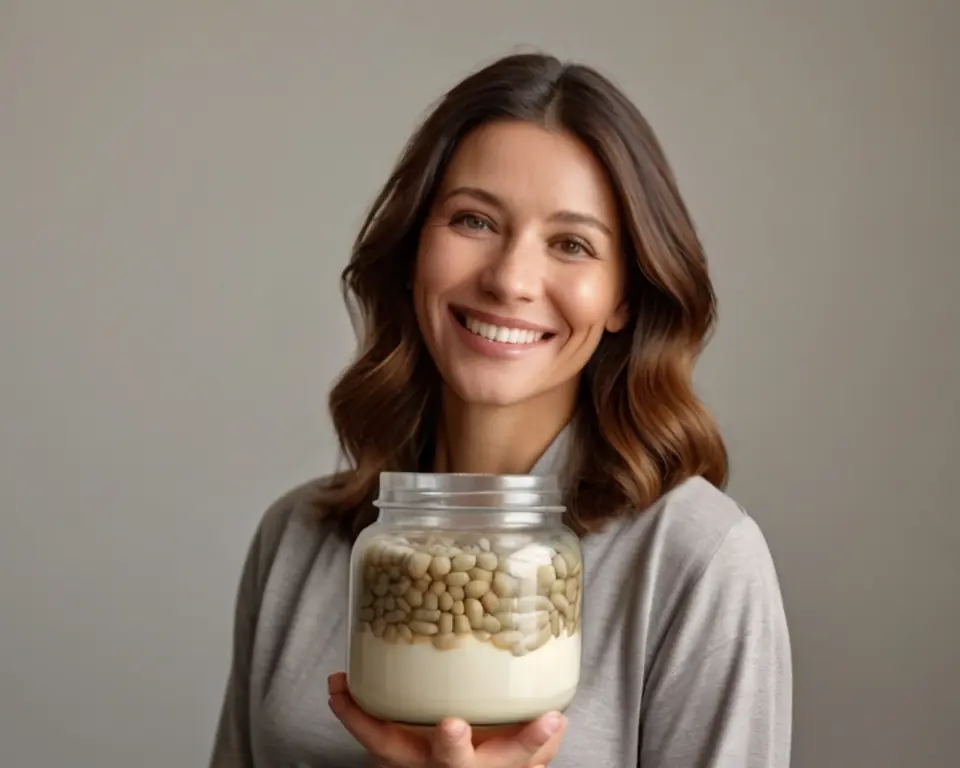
[604,299,629,333]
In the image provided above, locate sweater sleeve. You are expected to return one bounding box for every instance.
[208,524,263,768]
[638,516,793,767]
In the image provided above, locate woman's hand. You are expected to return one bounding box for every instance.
[327,673,567,768]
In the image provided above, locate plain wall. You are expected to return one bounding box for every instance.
[2,1,957,766]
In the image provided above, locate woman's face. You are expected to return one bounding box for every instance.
[413,120,628,409]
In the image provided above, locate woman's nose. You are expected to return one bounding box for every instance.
[478,237,541,304]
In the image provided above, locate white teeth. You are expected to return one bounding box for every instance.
[463,314,545,345]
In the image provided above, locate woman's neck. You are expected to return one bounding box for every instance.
[432,386,577,475]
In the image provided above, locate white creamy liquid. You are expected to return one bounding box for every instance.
[348,631,581,725]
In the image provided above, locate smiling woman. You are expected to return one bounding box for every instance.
[210,52,792,768]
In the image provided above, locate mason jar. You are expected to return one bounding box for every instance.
[346,472,583,727]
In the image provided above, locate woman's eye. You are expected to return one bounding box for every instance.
[453,214,490,231]
[558,238,590,257]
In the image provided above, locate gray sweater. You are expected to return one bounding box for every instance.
[210,430,793,766]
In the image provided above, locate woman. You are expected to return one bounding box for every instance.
[210,52,792,767]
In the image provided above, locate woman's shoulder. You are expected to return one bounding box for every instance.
[589,476,783,609]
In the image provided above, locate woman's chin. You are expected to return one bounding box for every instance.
[445,379,533,410]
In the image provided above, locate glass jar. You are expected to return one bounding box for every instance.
[346,472,583,727]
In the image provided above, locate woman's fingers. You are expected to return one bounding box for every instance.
[327,674,428,766]
[475,712,567,768]
[428,718,475,767]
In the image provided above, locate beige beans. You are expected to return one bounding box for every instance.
[356,536,583,654]
[407,552,432,579]
[451,553,476,572]
[428,555,452,580]
[408,620,439,635]
[492,630,523,650]
[464,580,489,599]
[445,571,470,588]
[438,592,454,612]
[464,598,484,628]
[468,567,493,583]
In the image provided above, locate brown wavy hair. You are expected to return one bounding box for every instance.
[315,52,728,539]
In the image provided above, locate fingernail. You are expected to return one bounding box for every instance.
[543,712,565,734]
[445,719,467,739]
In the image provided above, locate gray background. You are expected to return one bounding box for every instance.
[2,1,957,766]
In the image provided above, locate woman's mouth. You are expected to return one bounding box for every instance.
[453,310,555,345]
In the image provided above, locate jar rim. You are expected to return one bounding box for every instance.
[375,472,564,512]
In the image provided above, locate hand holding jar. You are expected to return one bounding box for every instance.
[328,670,567,768]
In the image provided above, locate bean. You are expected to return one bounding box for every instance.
[552,554,568,578]
[433,633,459,650]
[550,580,565,595]
[482,615,501,634]
[429,580,447,596]
[565,579,578,603]
[423,592,439,611]
[383,595,395,611]
[384,610,406,624]
[451,553,476,572]
[447,586,465,601]
[465,598,484,628]
[411,609,441,622]
[492,630,523,650]
[468,567,493,584]
[445,571,470,588]
[383,625,398,643]
[480,592,499,614]
[464,580,489,599]
[359,590,375,608]
[403,588,424,608]
[452,600,465,616]
[359,608,374,622]
[537,565,557,590]
[407,552,432,579]
[414,577,431,592]
[477,552,498,571]
[473,630,492,642]
[372,582,389,597]
[438,592,454,612]
[390,578,411,597]
[372,618,386,637]
[438,613,454,634]
[429,556,452,580]
[454,615,472,634]
[408,620,439,636]
[359,621,372,633]
[550,593,572,620]
[477,537,491,552]
[396,597,411,613]
[397,624,413,642]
